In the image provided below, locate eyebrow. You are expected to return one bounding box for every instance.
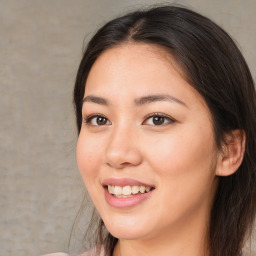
[82,94,187,108]
[83,95,108,105]
[134,94,187,107]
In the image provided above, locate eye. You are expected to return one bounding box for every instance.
[83,114,111,126]
[143,113,175,126]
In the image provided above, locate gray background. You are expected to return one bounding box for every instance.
[1,0,255,255]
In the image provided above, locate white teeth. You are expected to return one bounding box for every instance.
[107,185,152,197]
[113,186,122,196]
[108,185,113,194]
[123,186,132,196]
[139,186,146,193]
[131,185,140,194]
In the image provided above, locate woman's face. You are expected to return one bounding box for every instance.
[77,43,219,241]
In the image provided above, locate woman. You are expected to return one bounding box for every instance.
[46,5,256,256]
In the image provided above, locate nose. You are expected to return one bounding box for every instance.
[105,125,142,169]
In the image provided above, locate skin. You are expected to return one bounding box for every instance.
[76,43,221,256]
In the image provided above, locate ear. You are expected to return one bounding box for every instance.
[215,129,246,176]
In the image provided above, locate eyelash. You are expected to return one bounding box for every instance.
[83,113,175,126]
[83,113,111,126]
[143,112,175,125]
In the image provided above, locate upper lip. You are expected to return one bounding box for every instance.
[102,178,155,188]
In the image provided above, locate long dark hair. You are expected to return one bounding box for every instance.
[73,5,256,256]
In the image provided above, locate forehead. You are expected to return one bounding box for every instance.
[84,43,188,96]
[84,43,209,111]
[83,42,212,125]
[88,42,182,78]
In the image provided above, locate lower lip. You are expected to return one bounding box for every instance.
[104,187,154,208]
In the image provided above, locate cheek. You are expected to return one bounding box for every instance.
[143,127,217,222]
[147,125,216,174]
[76,133,103,184]
[144,125,217,199]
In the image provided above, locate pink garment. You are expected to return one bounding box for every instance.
[43,247,105,256]
[43,252,90,256]
[43,247,256,256]
[43,254,68,256]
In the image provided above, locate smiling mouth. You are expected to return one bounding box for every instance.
[106,185,155,198]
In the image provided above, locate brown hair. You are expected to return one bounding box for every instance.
[73,5,256,256]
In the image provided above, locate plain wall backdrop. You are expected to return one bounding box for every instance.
[1,0,255,255]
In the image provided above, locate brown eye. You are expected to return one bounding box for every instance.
[84,115,111,126]
[152,116,165,125]
[96,116,108,125]
[143,113,175,126]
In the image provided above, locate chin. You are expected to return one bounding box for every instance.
[108,228,146,240]
[103,217,152,240]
